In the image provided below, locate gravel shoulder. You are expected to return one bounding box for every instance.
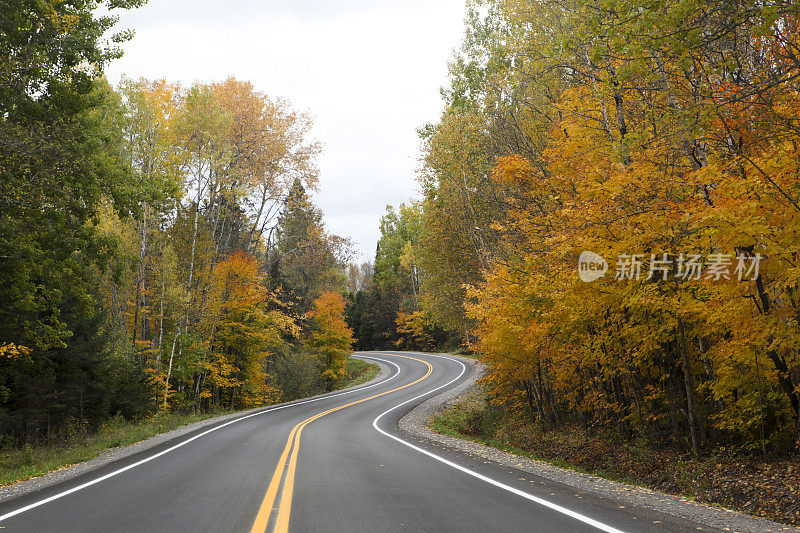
[0,357,391,504]
[399,353,799,533]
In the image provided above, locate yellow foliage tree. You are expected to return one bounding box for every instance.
[421,0,800,455]
[306,292,355,391]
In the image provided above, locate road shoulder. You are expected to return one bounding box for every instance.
[399,353,798,533]
[0,356,391,504]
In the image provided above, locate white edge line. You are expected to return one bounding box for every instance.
[368,353,627,533]
[0,354,399,523]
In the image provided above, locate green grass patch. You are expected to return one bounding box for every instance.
[0,410,231,489]
[0,359,381,491]
[345,357,381,388]
[429,392,634,482]
[430,405,584,472]
[446,346,480,359]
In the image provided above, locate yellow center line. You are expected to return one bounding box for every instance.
[250,353,434,533]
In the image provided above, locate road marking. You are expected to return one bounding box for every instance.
[0,358,398,524]
[0,353,628,533]
[273,415,303,532]
[250,353,433,533]
[371,353,627,533]
[249,424,301,533]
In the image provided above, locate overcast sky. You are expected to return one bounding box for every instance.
[104,0,467,261]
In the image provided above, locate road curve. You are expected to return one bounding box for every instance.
[0,352,719,532]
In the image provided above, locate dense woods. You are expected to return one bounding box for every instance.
[0,1,355,447]
[346,203,453,352]
[388,0,800,456]
[3,0,800,464]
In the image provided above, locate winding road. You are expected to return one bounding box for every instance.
[0,352,720,532]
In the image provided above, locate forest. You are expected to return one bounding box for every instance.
[0,1,355,447]
[349,0,800,457]
[3,0,800,463]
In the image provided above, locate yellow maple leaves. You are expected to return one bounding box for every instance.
[425,0,800,453]
[306,292,355,389]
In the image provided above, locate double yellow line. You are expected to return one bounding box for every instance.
[250,354,433,533]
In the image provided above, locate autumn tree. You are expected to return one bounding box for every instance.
[269,180,351,318]
[413,0,800,456]
[306,292,355,391]
[0,2,365,447]
[94,78,328,414]
[195,251,294,410]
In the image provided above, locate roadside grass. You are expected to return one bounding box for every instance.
[430,391,600,479]
[430,411,640,485]
[445,346,479,359]
[0,411,228,489]
[430,393,710,491]
[430,387,800,527]
[345,357,381,387]
[0,358,381,490]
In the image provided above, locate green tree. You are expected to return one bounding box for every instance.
[0,0,152,443]
[270,180,349,317]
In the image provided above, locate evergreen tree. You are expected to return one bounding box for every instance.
[271,180,345,317]
[0,1,152,442]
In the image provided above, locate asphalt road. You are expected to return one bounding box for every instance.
[0,352,720,533]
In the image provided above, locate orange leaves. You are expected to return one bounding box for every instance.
[490,155,535,187]
[0,343,31,360]
[210,78,321,194]
[306,292,354,387]
[414,0,800,453]
[462,29,800,448]
[194,249,296,408]
[210,250,265,316]
[307,292,354,353]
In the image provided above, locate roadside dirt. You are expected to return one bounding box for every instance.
[448,388,800,527]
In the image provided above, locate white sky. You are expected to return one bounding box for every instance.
[104,0,467,261]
